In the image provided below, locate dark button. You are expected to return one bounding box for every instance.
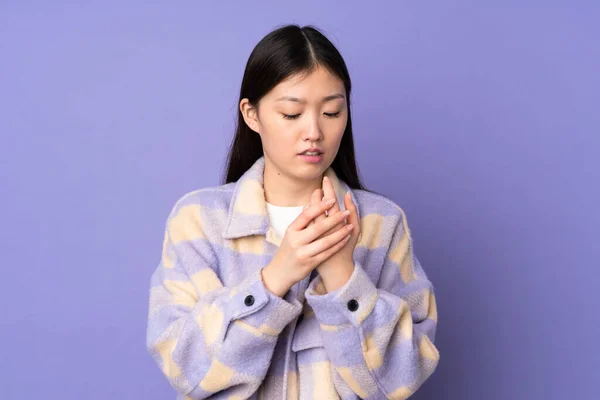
[244,295,255,307]
[347,299,359,312]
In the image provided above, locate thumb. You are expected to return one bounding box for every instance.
[344,192,359,234]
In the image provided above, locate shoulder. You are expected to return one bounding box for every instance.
[164,182,237,239]
[352,189,413,246]
[353,189,407,221]
[167,183,235,217]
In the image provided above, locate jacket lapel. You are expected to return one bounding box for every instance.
[222,156,360,247]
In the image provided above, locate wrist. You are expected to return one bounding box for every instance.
[318,258,354,293]
[261,262,294,298]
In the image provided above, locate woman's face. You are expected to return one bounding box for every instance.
[240,66,348,182]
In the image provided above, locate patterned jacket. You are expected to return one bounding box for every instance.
[146,156,439,399]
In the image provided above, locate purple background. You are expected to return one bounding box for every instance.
[1,1,599,399]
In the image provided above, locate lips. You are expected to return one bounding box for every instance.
[298,148,324,164]
[299,148,323,156]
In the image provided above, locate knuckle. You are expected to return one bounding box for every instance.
[325,217,338,228]
[295,249,307,261]
[292,253,302,264]
[315,221,327,232]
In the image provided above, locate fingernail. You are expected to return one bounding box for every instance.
[325,198,335,205]
[342,210,350,217]
[346,224,354,230]
[344,234,351,241]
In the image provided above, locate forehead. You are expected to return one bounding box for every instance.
[266,66,345,100]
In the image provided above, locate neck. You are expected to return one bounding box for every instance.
[263,159,323,207]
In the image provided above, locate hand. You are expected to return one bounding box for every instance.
[315,176,361,292]
[310,179,345,242]
[261,194,353,297]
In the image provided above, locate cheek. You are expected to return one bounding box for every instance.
[262,114,286,133]
[259,117,296,148]
[325,118,347,143]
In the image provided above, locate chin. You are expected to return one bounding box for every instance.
[295,160,331,179]
[268,154,331,181]
[296,171,324,182]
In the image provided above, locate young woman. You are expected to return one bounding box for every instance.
[147,24,439,400]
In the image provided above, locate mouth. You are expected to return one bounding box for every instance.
[298,148,324,156]
[298,149,324,163]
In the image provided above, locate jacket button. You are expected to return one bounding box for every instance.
[347,299,359,312]
[244,295,255,307]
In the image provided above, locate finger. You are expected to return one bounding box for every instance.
[302,223,353,258]
[322,176,340,215]
[311,233,351,265]
[311,189,321,208]
[344,192,360,237]
[289,198,336,231]
[315,188,340,240]
[301,208,350,243]
[308,189,321,226]
[314,189,326,223]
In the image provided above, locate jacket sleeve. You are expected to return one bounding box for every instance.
[146,203,302,399]
[305,209,439,400]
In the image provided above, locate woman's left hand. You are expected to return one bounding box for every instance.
[313,176,361,292]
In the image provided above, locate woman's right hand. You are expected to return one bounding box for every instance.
[261,193,354,297]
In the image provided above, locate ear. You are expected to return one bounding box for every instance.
[239,98,261,134]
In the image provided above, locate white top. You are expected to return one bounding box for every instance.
[265,202,304,239]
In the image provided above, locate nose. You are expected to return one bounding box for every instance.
[303,115,323,142]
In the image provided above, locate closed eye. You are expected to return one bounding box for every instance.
[283,112,341,120]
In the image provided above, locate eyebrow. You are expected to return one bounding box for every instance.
[275,93,345,104]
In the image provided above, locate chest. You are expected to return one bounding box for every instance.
[215,236,361,399]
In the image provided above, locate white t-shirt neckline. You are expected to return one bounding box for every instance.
[265,202,304,239]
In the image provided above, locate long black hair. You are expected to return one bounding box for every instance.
[222,24,365,190]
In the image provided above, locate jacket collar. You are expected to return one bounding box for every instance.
[223,156,360,246]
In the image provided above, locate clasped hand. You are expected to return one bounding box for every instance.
[261,176,360,297]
